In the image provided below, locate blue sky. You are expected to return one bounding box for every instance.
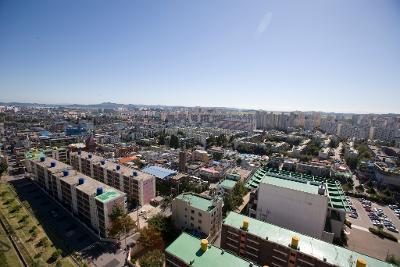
[1,0,399,113]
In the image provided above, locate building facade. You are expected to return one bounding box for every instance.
[28,157,127,238]
[70,151,155,206]
[172,193,223,241]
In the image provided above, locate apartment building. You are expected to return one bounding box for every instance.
[70,151,155,206]
[246,168,349,243]
[165,232,260,267]
[221,212,392,267]
[172,193,223,241]
[28,157,127,238]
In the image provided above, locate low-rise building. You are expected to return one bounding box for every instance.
[172,193,223,240]
[165,232,260,267]
[246,167,349,243]
[221,212,392,267]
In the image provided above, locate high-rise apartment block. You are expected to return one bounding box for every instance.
[70,151,155,206]
[28,157,127,238]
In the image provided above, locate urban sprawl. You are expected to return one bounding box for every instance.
[1,104,400,267]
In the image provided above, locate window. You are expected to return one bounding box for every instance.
[191,209,194,214]
[198,212,202,216]
[198,220,202,224]
[191,216,194,220]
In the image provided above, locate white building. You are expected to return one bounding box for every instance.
[172,193,223,240]
[248,168,349,243]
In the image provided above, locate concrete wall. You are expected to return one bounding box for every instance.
[256,183,328,239]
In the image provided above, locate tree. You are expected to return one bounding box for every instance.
[138,226,164,250]
[223,181,247,214]
[170,135,179,149]
[108,204,136,246]
[139,249,164,267]
[0,161,7,176]
[148,214,179,244]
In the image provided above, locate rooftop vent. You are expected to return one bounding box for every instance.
[78,151,81,155]
[318,185,326,195]
[116,165,121,171]
[356,258,367,267]
[242,218,249,231]
[133,171,138,177]
[40,157,45,162]
[63,170,69,177]
[50,161,56,168]
[101,160,105,165]
[88,154,92,159]
[200,239,208,252]
[78,177,85,185]
[291,236,299,249]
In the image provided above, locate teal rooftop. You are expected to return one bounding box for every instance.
[166,232,260,267]
[175,193,217,212]
[246,167,350,212]
[95,190,122,203]
[219,179,237,190]
[224,212,393,267]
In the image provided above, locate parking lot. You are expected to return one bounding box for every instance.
[346,197,400,239]
[10,178,97,252]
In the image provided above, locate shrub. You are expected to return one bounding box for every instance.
[369,227,398,242]
[139,249,164,267]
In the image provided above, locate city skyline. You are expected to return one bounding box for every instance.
[1,0,400,113]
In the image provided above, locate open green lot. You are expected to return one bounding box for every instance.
[0,218,22,267]
[0,183,76,267]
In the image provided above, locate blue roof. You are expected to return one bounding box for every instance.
[142,165,177,180]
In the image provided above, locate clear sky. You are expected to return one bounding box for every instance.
[1,0,399,113]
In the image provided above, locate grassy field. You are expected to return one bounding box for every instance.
[0,183,76,267]
[0,218,22,267]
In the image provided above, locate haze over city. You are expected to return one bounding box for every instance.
[1,0,400,113]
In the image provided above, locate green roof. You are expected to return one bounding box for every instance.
[165,232,260,267]
[219,179,237,190]
[95,190,121,203]
[224,212,393,267]
[261,175,320,195]
[176,193,216,212]
[25,150,46,160]
[245,167,350,212]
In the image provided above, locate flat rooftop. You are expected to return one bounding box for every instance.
[261,175,320,195]
[175,193,217,212]
[95,189,123,203]
[224,212,392,267]
[246,167,350,212]
[219,179,237,190]
[142,165,177,180]
[166,232,260,267]
[34,157,72,173]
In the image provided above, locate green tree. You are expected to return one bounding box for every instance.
[139,249,165,267]
[148,214,179,244]
[138,226,164,250]
[223,181,247,214]
[170,135,179,149]
[108,204,136,245]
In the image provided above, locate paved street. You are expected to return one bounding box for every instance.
[347,227,400,261]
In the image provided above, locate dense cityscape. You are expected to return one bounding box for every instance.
[2,0,400,266]
[0,104,400,267]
